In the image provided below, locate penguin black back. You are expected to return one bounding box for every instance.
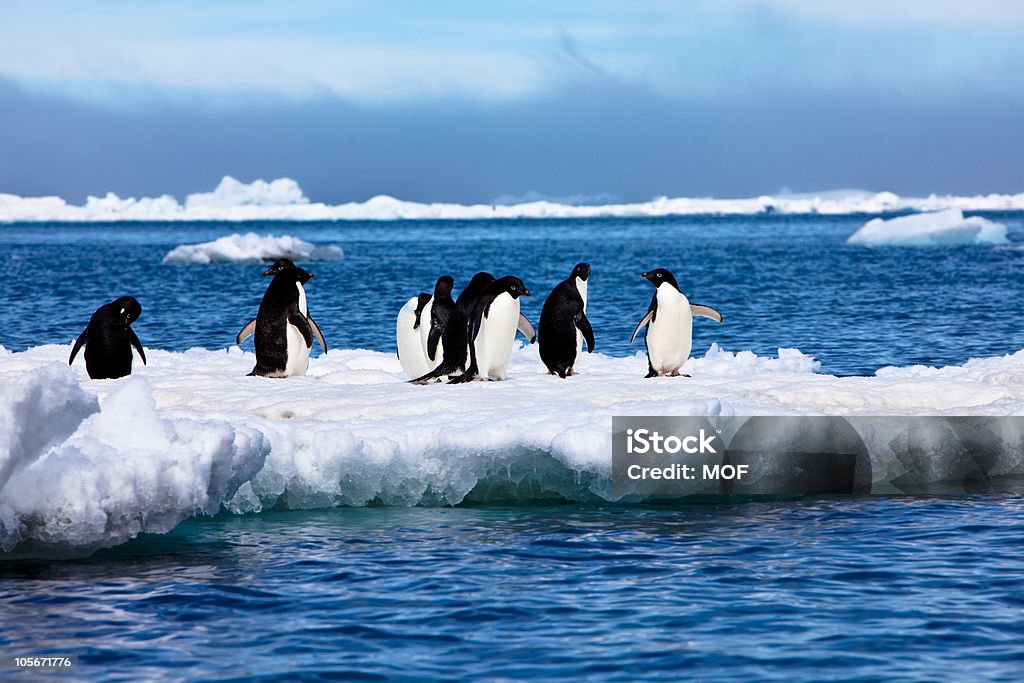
[410,275,468,383]
[456,272,495,319]
[539,263,594,378]
[68,296,146,379]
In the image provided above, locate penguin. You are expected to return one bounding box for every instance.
[410,276,468,384]
[396,292,434,379]
[236,258,327,377]
[630,268,722,378]
[454,275,533,382]
[539,263,594,378]
[68,296,146,379]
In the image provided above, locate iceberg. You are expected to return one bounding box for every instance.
[2,341,1023,556]
[2,177,1024,222]
[847,208,1009,246]
[163,232,344,265]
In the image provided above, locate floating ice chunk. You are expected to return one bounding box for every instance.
[847,209,1009,246]
[162,233,344,264]
[3,342,1024,556]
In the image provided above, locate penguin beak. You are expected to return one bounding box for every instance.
[262,266,277,277]
[522,287,532,296]
[308,273,316,280]
[641,272,649,279]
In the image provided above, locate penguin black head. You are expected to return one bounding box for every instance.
[495,275,532,299]
[111,296,142,328]
[263,258,314,283]
[572,263,591,282]
[434,275,455,298]
[641,268,678,290]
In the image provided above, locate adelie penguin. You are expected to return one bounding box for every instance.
[631,268,722,378]
[237,258,327,377]
[454,275,534,382]
[69,296,147,379]
[408,276,465,383]
[396,291,436,379]
[539,263,595,378]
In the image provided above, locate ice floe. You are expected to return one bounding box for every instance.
[2,176,1024,222]
[847,208,1009,246]
[1,341,1023,556]
[163,232,344,265]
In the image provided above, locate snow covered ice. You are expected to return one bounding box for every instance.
[2,341,1024,556]
[847,208,1009,246]
[163,233,344,264]
[3,176,1024,222]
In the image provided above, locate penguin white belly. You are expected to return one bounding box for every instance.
[576,276,588,353]
[475,294,519,380]
[647,288,692,374]
[396,297,433,379]
[285,322,311,376]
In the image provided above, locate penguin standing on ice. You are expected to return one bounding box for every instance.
[454,275,533,382]
[631,268,722,378]
[69,296,147,379]
[410,275,469,383]
[539,263,594,378]
[237,258,327,377]
[396,292,434,379]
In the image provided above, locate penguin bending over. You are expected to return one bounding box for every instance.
[630,268,722,378]
[539,262,594,378]
[69,296,146,379]
[237,258,327,377]
[410,276,469,383]
[453,275,533,382]
[397,292,435,379]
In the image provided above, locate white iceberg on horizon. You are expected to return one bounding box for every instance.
[847,208,1009,246]
[162,232,344,264]
[2,176,1024,222]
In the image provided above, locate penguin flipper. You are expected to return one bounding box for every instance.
[236,318,257,345]
[576,313,595,353]
[630,311,654,345]
[690,304,723,323]
[427,326,442,361]
[69,329,88,365]
[307,315,327,352]
[517,314,536,344]
[129,329,147,365]
[288,311,313,348]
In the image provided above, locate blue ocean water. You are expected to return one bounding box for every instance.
[2,500,1023,681]
[1,212,1022,374]
[2,214,1024,680]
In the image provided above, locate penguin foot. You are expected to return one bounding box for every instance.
[669,370,691,378]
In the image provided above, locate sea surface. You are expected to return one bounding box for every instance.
[2,214,1024,681]
[2,501,1023,681]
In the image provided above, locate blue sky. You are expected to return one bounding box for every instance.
[2,1,1023,203]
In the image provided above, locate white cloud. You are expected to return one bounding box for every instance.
[1,1,1023,106]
